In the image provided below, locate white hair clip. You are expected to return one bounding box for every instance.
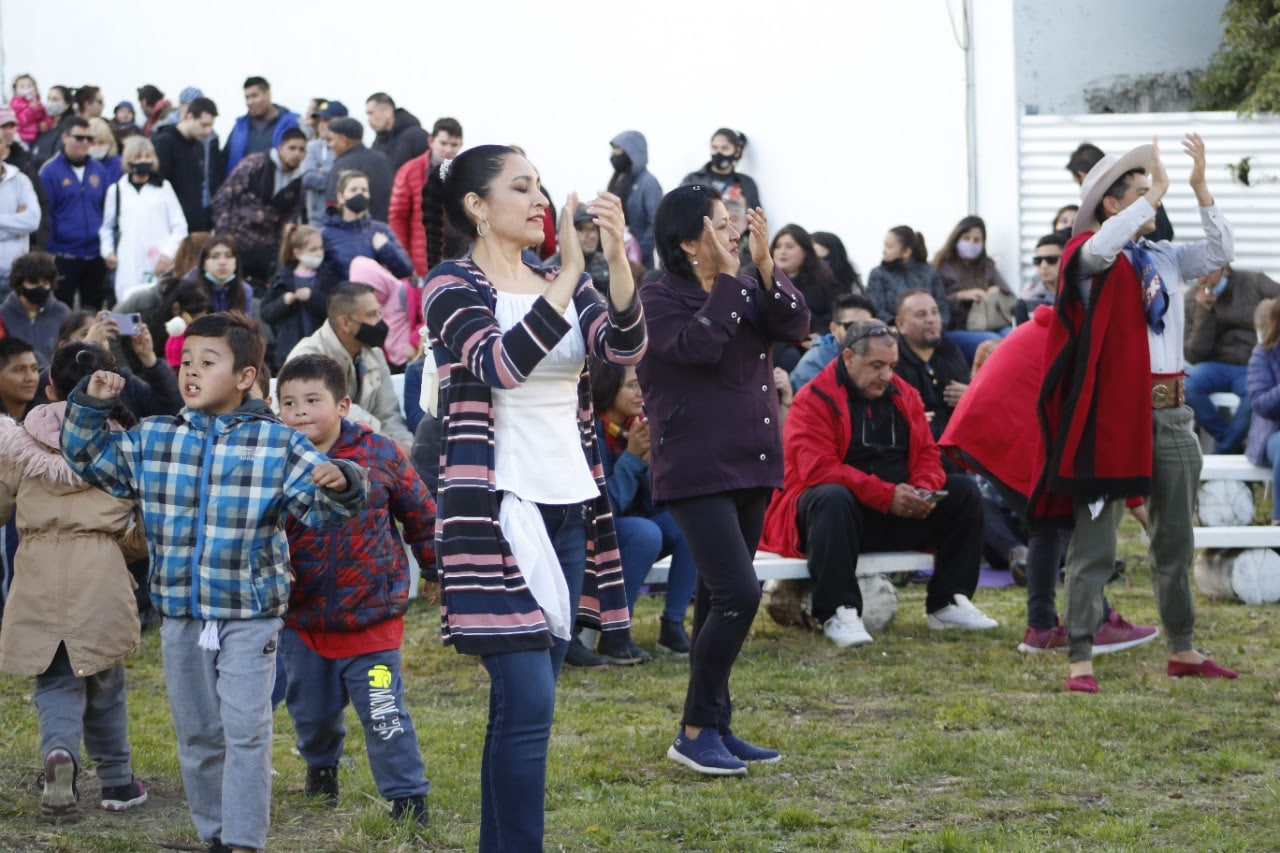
[439,158,454,182]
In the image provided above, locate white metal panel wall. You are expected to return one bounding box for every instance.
[1018,112,1280,286]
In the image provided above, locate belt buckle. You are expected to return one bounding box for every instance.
[1152,382,1170,408]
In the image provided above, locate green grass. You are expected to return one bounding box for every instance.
[2,518,1279,851]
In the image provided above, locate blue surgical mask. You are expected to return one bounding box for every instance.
[1212,273,1228,298]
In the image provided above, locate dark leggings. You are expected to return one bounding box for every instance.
[665,487,770,731]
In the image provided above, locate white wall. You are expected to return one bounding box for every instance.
[1014,0,1227,115]
[0,0,976,283]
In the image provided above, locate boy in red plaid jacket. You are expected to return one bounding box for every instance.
[275,353,435,826]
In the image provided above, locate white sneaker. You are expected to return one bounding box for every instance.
[927,594,999,630]
[823,606,873,647]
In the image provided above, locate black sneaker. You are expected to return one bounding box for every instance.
[657,618,691,657]
[304,764,339,806]
[100,777,148,812]
[597,634,651,666]
[564,637,609,669]
[208,839,232,853]
[390,795,429,826]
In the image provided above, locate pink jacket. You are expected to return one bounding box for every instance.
[348,256,417,367]
[9,95,51,143]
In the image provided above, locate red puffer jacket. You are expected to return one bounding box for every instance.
[284,420,435,631]
[388,153,431,277]
[760,363,943,558]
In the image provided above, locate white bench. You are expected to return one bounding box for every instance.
[1193,454,1280,604]
[1208,392,1241,414]
[644,550,933,585]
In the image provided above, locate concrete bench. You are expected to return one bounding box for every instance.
[1200,455,1272,483]
[1194,526,1280,549]
[644,550,933,585]
[1208,392,1241,414]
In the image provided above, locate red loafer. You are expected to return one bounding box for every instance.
[1065,674,1100,693]
[1167,658,1238,679]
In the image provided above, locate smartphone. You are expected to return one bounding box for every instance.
[106,312,143,336]
[921,490,949,504]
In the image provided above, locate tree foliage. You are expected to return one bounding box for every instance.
[1198,0,1280,111]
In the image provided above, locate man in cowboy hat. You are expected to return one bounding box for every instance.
[1035,134,1238,692]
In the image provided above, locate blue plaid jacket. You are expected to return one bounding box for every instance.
[61,391,366,621]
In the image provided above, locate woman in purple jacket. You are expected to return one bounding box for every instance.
[1246,297,1280,522]
[637,185,811,775]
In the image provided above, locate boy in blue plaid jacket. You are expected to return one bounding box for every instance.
[61,313,367,853]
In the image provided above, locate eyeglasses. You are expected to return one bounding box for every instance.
[623,380,641,391]
[845,325,898,347]
[1033,255,1061,266]
[69,134,94,142]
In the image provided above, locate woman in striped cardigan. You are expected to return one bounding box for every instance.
[422,145,645,853]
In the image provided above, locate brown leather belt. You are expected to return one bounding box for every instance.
[1152,375,1185,410]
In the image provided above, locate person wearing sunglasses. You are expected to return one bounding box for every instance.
[762,318,998,649]
[1016,233,1066,324]
[38,116,112,310]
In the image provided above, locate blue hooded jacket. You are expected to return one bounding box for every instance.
[610,131,662,269]
[224,105,301,177]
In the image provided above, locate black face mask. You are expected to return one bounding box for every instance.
[129,161,154,176]
[610,151,631,173]
[710,152,736,171]
[353,319,389,348]
[21,286,52,305]
[344,193,370,214]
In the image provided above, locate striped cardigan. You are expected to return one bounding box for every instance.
[424,258,647,656]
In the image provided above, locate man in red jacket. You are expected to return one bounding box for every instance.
[760,320,998,647]
[387,118,463,277]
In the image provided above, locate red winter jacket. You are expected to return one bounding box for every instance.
[760,362,944,558]
[388,152,431,277]
[284,420,435,632]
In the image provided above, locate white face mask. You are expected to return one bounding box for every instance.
[16,85,34,99]
[956,240,984,261]
[296,252,324,270]
[89,144,110,160]
[45,101,67,118]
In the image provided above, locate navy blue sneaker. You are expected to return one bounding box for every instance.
[667,728,747,776]
[722,732,781,764]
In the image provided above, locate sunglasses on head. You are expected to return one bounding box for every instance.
[1033,254,1061,265]
[846,325,898,347]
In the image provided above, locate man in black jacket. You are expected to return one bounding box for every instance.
[324,118,393,222]
[365,93,428,172]
[893,289,969,440]
[154,97,219,231]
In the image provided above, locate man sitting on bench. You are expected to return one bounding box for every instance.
[760,319,999,648]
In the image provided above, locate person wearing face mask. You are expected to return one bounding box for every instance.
[285,281,414,449]
[8,75,54,145]
[0,125,40,300]
[31,86,75,165]
[932,215,1014,363]
[100,136,189,304]
[681,128,761,211]
[0,252,71,367]
[324,118,394,222]
[86,118,123,183]
[262,224,335,370]
[321,170,413,285]
[607,130,662,269]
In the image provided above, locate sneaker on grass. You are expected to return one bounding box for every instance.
[304,763,339,806]
[1092,609,1158,655]
[927,594,999,630]
[1017,623,1067,653]
[390,795,429,826]
[667,728,747,776]
[40,748,78,817]
[823,606,872,648]
[722,732,781,764]
[100,778,147,812]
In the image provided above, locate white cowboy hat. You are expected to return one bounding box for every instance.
[1073,143,1155,237]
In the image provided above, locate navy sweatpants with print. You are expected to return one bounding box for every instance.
[279,627,430,800]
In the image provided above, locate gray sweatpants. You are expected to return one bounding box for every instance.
[161,617,281,851]
[1064,405,1201,660]
[35,643,133,787]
